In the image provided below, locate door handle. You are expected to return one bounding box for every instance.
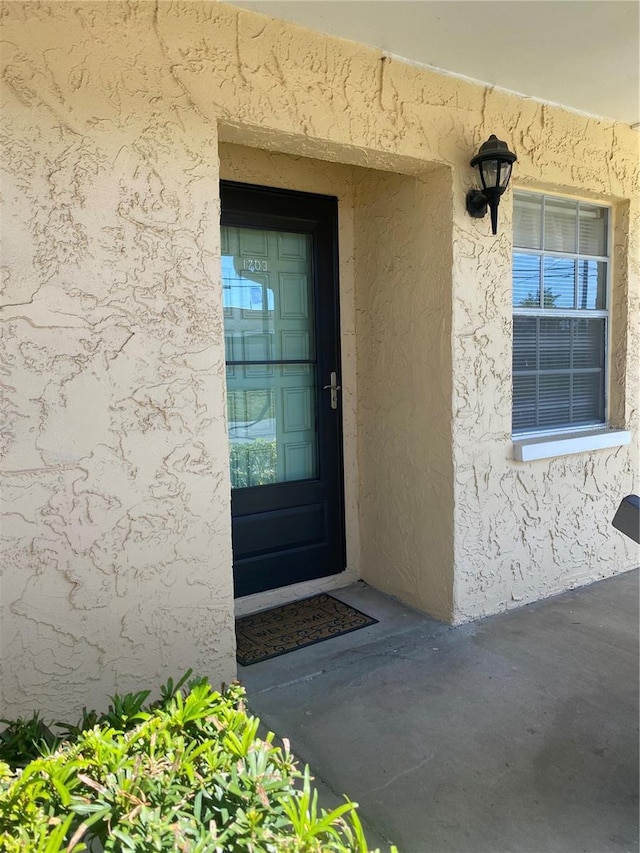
[322,371,341,410]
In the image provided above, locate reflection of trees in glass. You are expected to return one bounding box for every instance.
[228,389,274,425]
[519,290,560,308]
[230,439,277,488]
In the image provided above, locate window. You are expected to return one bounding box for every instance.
[512,192,609,435]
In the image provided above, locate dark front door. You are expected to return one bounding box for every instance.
[221,181,345,598]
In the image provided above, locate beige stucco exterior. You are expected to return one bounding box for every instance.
[1,0,638,718]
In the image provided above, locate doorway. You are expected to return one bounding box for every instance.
[221,181,346,597]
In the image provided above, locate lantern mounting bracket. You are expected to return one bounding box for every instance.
[466,189,489,219]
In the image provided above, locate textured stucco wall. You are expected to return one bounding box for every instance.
[1,0,638,714]
[449,91,640,620]
[355,167,455,620]
[1,1,237,717]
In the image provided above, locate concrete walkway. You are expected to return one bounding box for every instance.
[240,571,639,853]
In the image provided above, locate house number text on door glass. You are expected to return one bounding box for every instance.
[243,259,268,272]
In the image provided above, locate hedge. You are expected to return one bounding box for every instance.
[0,675,396,852]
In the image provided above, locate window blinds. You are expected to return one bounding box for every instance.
[512,192,608,435]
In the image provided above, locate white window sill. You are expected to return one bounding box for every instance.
[512,428,632,462]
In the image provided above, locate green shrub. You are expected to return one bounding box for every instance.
[0,677,396,853]
[0,712,58,769]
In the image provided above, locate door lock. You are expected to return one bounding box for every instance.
[322,371,341,410]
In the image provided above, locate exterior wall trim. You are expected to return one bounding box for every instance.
[513,429,632,462]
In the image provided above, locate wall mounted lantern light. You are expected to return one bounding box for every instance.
[466,134,517,235]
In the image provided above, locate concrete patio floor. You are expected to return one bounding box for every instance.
[239,570,639,853]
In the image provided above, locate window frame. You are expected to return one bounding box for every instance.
[511,190,613,439]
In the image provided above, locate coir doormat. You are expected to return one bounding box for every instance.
[236,593,378,666]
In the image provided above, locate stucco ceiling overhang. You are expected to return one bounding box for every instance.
[229,0,640,127]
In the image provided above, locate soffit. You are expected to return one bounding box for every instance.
[228,1,640,127]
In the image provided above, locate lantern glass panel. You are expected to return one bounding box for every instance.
[480,159,499,190]
[499,162,512,188]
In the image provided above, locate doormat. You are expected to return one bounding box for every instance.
[235,593,378,666]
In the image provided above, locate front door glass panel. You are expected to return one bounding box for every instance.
[222,224,318,488]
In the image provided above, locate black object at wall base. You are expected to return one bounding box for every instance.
[612,494,640,544]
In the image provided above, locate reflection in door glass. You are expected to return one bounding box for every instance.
[222,225,318,489]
